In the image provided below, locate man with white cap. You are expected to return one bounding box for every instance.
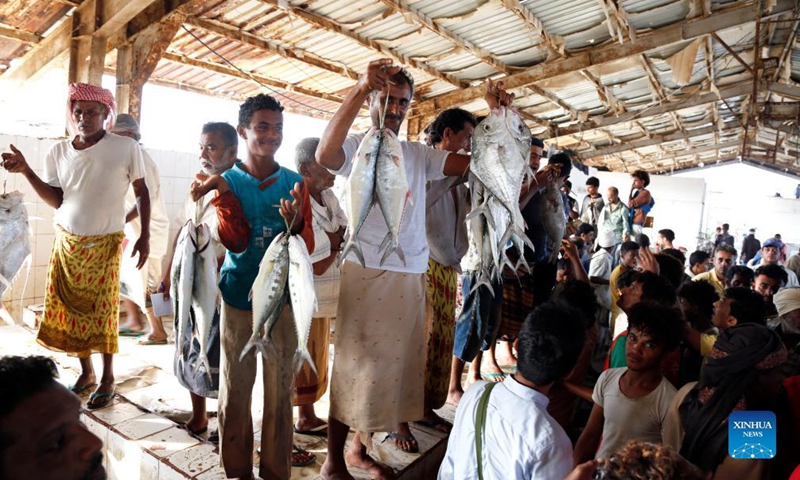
[750,238,799,288]
[113,114,171,344]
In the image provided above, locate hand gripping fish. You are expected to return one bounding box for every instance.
[241,231,290,361]
[287,235,318,374]
[0,191,31,300]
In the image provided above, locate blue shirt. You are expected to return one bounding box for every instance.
[218,163,302,310]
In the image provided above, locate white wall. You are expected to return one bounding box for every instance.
[0,134,199,323]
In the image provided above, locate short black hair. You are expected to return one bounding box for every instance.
[617,268,639,290]
[689,250,710,267]
[723,287,766,325]
[552,280,598,330]
[586,176,599,187]
[238,94,283,127]
[632,169,650,187]
[755,264,788,286]
[726,265,755,284]
[570,237,585,251]
[517,302,586,386]
[577,223,595,236]
[564,180,573,190]
[678,280,719,322]
[635,233,651,248]
[202,121,238,148]
[427,108,477,146]
[714,244,737,257]
[531,137,544,149]
[661,248,686,266]
[655,254,685,289]
[658,229,675,242]
[722,223,730,230]
[548,152,572,178]
[627,302,683,351]
[638,271,678,307]
[0,356,59,418]
[620,241,640,256]
[557,258,570,271]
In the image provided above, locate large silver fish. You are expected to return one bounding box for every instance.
[171,220,196,360]
[374,128,409,266]
[287,235,318,374]
[538,184,567,263]
[190,223,219,377]
[0,191,31,301]
[341,127,380,267]
[241,231,290,361]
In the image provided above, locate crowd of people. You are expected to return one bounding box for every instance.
[2,58,800,480]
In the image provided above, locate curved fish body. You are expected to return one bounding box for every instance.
[172,220,196,360]
[288,236,318,374]
[190,223,219,378]
[341,127,380,267]
[374,128,409,266]
[507,109,534,182]
[0,191,31,299]
[241,231,290,361]
[538,184,567,263]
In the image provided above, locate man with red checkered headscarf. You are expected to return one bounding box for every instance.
[1,83,151,410]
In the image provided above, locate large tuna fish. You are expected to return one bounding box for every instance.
[241,231,290,361]
[538,184,567,263]
[341,128,380,267]
[0,191,31,302]
[171,220,196,358]
[287,235,318,374]
[190,223,219,377]
[374,128,409,266]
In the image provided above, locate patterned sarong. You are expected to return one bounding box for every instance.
[424,258,457,410]
[293,317,330,406]
[497,274,535,339]
[37,227,124,357]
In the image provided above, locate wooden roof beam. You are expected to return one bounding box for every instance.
[710,32,754,74]
[0,23,42,45]
[185,16,360,81]
[499,0,566,58]
[624,139,741,164]
[587,121,740,157]
[253,0,466,88]
[410,0,795,121]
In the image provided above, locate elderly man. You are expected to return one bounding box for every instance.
[112,114,170,345]
[596,186,631,248]
[750,238,799,288]
[316,58,512,479]
[1,83,150,410]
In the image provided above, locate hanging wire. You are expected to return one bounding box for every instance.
[180,25,336,116]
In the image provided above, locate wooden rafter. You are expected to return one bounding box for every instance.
[185,16,361,81]
[629,139,741,164]
[498,0,566,58]
[640,54,686,134]
[410,0,796,121]
[710,32,754,74]
[597,0,635,44]
[586,121,740,157]
[0,23,42,45]
[252,0,466,88]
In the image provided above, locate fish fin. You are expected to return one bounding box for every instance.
[293,350,317,376]
[378,231,392,253]
[465,204,495,231]
[470,273,495,298]
[340,236,366,268]
[239,334,259,362]
[194,353,213,381]
[514,254,532,275]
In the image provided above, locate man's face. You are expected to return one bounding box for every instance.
[711,297,733,330]
[728,273,750,288]
[301,160,335,192]
[621,249,638,269]
[618,280,643,312]
[560,185,571,196]
[441,122,475,153]
[762,246,779,264]
[607,188,619,204]
[71,101,107,137]
[625,327,664,372]
[238,109,283,159]
[1,384,105,480]
[369,81,411,135]
[529,145,543,171]
[781,309,800,334]
[199,131,237,175]
[587,184,598,196]
[692,260,709,274]
[753,274,780,303]
[581,231,595,245]
[714,251,734,278]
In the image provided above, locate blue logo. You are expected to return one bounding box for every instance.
[728,411,776,459]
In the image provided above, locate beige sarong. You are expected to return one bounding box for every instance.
[329,262,425,431]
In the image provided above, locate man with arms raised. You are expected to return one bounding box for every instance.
[316,58,512,479]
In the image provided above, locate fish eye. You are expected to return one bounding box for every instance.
[483,124,491,131]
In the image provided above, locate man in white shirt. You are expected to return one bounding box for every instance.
[749,238,799,288]
[438,302,585,480]
[316,58,512,480]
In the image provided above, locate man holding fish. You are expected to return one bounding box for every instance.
[316,58,514,480]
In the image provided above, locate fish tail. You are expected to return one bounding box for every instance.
[238,334,259,362]
[293,349,317,376]
[340,236,365,268]
[194,353,213,381]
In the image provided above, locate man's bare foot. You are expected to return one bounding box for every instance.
[344,448,395,480]
[446,387,463,406]
[389,423,418,453]
[497,340,517,366]
[73,372,97,390]
[416,411,452,434]
[295,404,327,432]
[185,415,208,435]
[321,459,355,480]
[483,362,506,382]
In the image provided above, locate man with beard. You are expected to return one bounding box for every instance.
[597,186,631,248]
[692,245,736,298]
[0,355,105,480]
[753,264,788,327]
[750,238,799,288]
[315,59,514,479]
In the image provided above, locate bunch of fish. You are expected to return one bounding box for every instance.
[0,191,31,301]
[341,105,410,267]
[171,220,218,379]
[537,180,567,263]
[466,107,535,290]
[241,231,318,375]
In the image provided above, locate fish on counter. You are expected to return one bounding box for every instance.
[0,191,31,302]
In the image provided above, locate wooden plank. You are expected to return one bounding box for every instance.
[0,23,42,45]
[2,19,72,83]
[768,82,800,100]
[500,0,566,58]
[95,0,159,38]
[586,122,740,157]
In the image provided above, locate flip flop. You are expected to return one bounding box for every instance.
[69,383,97,394]
[293,423,328,437]
[138,337,167,345]
[177,423,208,436]
[119,327,144,337]
[291,444,316,467]
[480,371,507,382]
[86,390,116,410]
[413,417,453,434]
[384,432,419,454]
